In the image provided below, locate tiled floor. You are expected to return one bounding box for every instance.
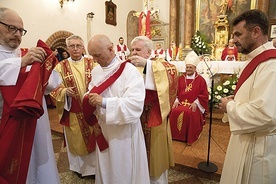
[48,107,229,183]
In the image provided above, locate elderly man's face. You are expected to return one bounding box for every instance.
[131,40,151,59]
[0,10,24,49]
[185,64,196,76]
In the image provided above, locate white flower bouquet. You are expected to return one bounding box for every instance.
[191,30,212,55]
[212,75,238,108]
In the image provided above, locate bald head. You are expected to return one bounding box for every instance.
[88,34,115,67]
[0,7,24,49]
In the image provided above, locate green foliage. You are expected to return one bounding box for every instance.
[191,30,212,55]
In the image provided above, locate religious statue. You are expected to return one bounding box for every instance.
[133,0,159,39]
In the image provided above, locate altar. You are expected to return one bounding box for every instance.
[170,61,245,87]
[170,61,245,74]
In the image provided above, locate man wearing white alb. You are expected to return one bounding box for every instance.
[85,34,150,184]
[0,7,60,184]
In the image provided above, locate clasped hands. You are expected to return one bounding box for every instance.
[218,95,234,112]
[172,101,197,112]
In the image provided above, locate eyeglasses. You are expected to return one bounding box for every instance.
[68,44,84,50]
[0,21,27,36]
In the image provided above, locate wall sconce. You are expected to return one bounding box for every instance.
[59,0,75,8]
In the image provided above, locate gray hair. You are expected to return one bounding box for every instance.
[0,7,9,21]
[131,36,153,50]
[65,35,84,46]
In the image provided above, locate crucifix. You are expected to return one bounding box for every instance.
[133,0,159,38]
[133,0,159,18]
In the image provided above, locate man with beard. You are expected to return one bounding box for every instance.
[220,10,276,184]
[0,7,60,184]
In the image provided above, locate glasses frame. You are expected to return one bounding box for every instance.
[0,21,27,36]
[67,44,84,50]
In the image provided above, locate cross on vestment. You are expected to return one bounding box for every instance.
[133,0,159,39]
[182,99,191,106]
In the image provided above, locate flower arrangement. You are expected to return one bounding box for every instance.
[191,30,212,55]
[212,75,238,108]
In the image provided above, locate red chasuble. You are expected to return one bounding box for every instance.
[0,40,58,184]
[221,46,238,61]
[51,58,95,153]
[169,72,209,145]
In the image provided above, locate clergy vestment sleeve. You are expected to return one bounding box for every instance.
[0,58,21,86]
[227,59,276,134]
[44,70,62,94]
[144,59,157,90]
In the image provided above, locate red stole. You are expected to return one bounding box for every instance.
[235,49,276,95]
[168,47,178,58]
[0,40,58,184]
[143,61,178,127]
[117,44,127,52]
[155,49,164,55]
[82,60,130,151]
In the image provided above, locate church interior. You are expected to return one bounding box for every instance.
[1,0,276,183]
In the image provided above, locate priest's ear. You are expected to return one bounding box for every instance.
[251,26,262,39]
[108,44,114,52]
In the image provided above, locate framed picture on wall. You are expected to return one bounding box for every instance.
[196,0,257,42]
[105,1,117,26]
[269,19,276,39]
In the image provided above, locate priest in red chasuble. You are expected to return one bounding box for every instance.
[221,39,238,61]
[50,35,97,177]
[169,51,209,145]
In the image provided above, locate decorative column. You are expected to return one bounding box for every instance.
[86,12,94,43]
[183,0,195,57]
[257,0,269,13]
[169,0,178,46]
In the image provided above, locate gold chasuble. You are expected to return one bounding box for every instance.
[141,58,178,178]
[50,58,96,155]
[0,40,58,184]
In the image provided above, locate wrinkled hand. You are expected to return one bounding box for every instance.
[128,55,147,67]
[172,101,181,108]
[219,95,234,112]
[88,93,103,107]
[21,47,47,67]
[189,102,197,112]
[66,87,76,97]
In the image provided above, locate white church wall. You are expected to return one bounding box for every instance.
[0,0,141,50]
[0,0,170,51]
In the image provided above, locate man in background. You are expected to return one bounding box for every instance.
[166,41,179,61]
[50,35,96,178]
[221,38,238,61]
[154,42,165,59]
[115,37,130,61]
